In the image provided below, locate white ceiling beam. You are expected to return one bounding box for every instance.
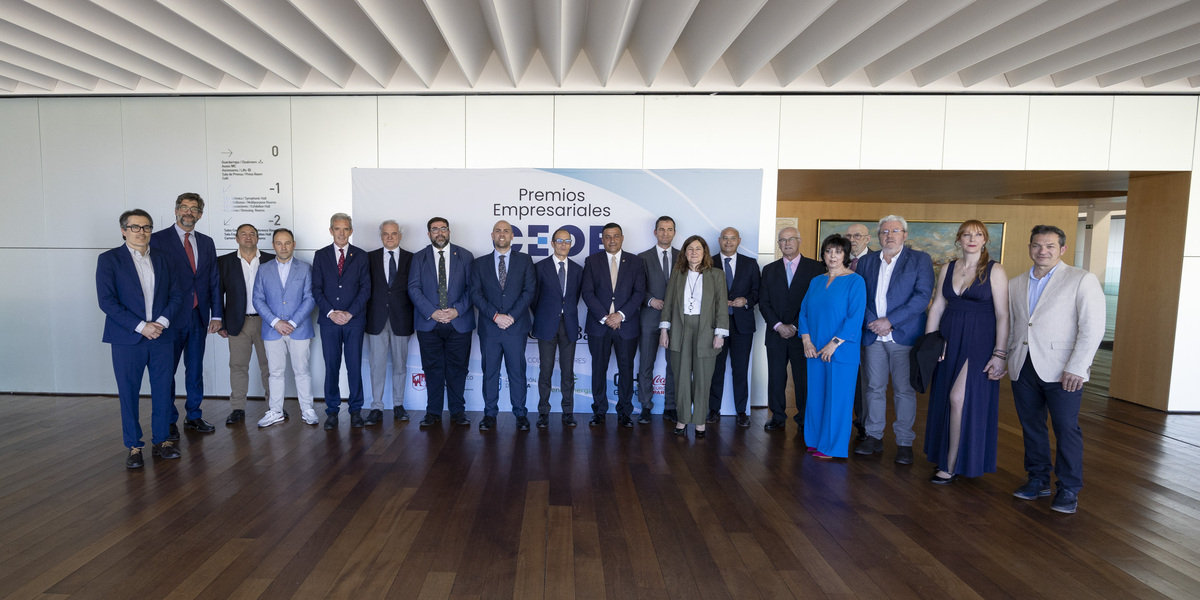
[532,0,585,85]
[357,0,448,88]
[0,40,99,90]
[818,0,972,86]
[627,0,698,86]
[770,0,903,86]
[959,0,1189,87]
[224,0,356,88]
[1141,58,1200,87]
[1007,2,1200,87]
[479,0,537,86]
[865,0,1047,87]
[157,0,311,88]
[0,59,57,90]
[911,0,1117,87]
[1050,22,1200,87]
[0,2,180,88]
[0,18,139,89]
[722,0,834,87]
[673,0,765,86]
[287,0,399,87]
[583,0,642,86]
[1190,74,1200,86]
[422,0,494,87]
[1098,43,1200,86]
[0,74,17,91]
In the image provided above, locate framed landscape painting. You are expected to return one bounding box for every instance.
[817,220,1005,266]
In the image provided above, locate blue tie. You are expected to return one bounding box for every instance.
[724,257,734,314]
[786,261,794,286]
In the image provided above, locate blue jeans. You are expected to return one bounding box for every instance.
[1011,357,1084,493]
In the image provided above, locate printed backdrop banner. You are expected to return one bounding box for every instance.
[351,168,762,415]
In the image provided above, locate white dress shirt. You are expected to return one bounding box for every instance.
[126,244,170,333]
[875,248,903,343]
[240,253,260,315]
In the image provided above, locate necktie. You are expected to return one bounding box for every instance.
[609,255,618,313]
[388,250,397,285]
[662,250,670,280]
[850,256,859,272]
[498,254,507,290]
[338,247,345,276]
[437,250,448,309]
[558,261,566,298]
[786,260,794,286]
[184,232,197,308]
[724,257,734,314]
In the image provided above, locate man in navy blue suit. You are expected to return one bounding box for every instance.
[470,220,536,432]
[311,213,371,430]
[149,192,220,438]
[409,217,476,428]
[580,223,646,428]
[97,209,185,467]
[854,215,935,465]
[708,227,760,427]
[532,228,583,429]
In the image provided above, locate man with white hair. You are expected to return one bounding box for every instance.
[365,220,414,425]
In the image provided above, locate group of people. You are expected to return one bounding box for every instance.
[98,197,1105,513]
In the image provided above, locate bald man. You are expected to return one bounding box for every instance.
[707,227,760,427]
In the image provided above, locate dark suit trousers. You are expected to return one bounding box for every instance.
[169,308,207,422]
[765,332,808,424]
[538,316,576,415]
[709,319,753,414]
[637,325,675,411]
[1012,357,1084,493]
[418,323,471,417]
[589,329,636,417]
[113,337,174,447]
[480,331,529,418]
[320,323,365,414]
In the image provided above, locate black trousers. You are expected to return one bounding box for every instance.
[709,319,753,414]
[538,316,577,415]
[589,329,637,417]
[417,323,472,417]
[765,332,808,424]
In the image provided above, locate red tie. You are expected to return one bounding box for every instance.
[184,232,197,308]
[338,248,345,276]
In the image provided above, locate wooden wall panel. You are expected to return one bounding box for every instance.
[1110,172,1190,410]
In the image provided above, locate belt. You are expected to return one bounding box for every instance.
[246,313,260,317]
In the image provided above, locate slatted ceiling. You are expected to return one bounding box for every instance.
[2,0,1200,95]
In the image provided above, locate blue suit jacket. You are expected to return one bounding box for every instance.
[408,244,476,333]
[253,258,316,341]
[531,256,583,341]
[96,245,184,345]
[580,250,645,340]
[470,250,536,338]
[311,243,370,328]
[150,225,220,322]
[857,247,935,347]
[715,252,761,333]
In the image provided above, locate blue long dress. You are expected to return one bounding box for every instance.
[923,260,1000,477]
[797,272,866,458]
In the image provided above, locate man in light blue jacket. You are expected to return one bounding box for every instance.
[253,228,318,428]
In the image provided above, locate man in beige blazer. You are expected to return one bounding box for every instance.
[1007,225,1106,514]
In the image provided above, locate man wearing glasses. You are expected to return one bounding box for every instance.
[97,210,184,467]
[854,215,934,465]
[150,192,221,438]
[759,227,825,431]
[531,228,584,428]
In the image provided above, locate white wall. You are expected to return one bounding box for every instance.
[1,94,1197,410]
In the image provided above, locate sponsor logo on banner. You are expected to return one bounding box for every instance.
[412,373,426,391]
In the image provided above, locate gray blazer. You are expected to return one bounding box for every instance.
[638,245,679,328]
[1007,263,1106,383]
[660,267,730,358]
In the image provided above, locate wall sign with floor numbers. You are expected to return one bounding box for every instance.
[206,98,293,248]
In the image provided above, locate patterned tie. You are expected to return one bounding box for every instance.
[724,256,734,314]
[437,250,448,309]
[337,247,345,276]
[662,250,670,280]
[609,255,618,313]
[558,261,566,298]
[851,256,859,272]
[388,250,397,285]
[498,254,507,290]
[183,232,197,308]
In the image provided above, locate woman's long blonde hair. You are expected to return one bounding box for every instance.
[957,220,991,285]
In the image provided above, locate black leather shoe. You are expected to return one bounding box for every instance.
[695,428,706,439]
[225,410,245,425]
[930,471,958,485]
[363,409,382,426]
[516,416,531,431]
[638,408,652,424]
[152,441,181,459]
[854,436,883,455]
[763,419,785,431]
[589,414,605,427]
[705,410,719,423]
[736,413,750,427]
[450,413,471,426]
[663,409,678,423]
[394,406,409,421]
[419,414,442,427]
[324,414,338,430]
[282,409,289,419]
[895,446,914,465]
[185,418,215,433]
[673,426,687,436]
[479,415,496,431]
[854,423,867,442]
[618,414,634,428]
[562,414,578,427]
[125,447,144,469]
[536,414,550,429]
[350,412,366,428]
[167,423,180,442]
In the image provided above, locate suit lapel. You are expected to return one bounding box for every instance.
[120,248,148,309]
[1030,264,1067,318]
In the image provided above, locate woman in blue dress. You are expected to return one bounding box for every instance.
[924,220,1010,484]
[798,234,866,459]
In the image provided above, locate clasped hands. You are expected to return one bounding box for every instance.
[867,317,893,337]
[140,322,165,340]
[493,313,516,329]
[329,310,354,326]
[274,321,295,336]
[801,337,838,362]
[431,308,458,324]
[604,313,622,330]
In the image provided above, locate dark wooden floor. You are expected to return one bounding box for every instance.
[2,383,1199,599]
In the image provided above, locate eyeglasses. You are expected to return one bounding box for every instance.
[552,238,572,244]
[778,237,799,244]
[178,206,203,214]
[429,226,449,233]
[879,229,906,236]
[123,224,153,233]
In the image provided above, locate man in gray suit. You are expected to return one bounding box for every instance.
[637,216,679,423]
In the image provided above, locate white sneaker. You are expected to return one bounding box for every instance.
[302,409,319,425]
[257,411,285,428]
